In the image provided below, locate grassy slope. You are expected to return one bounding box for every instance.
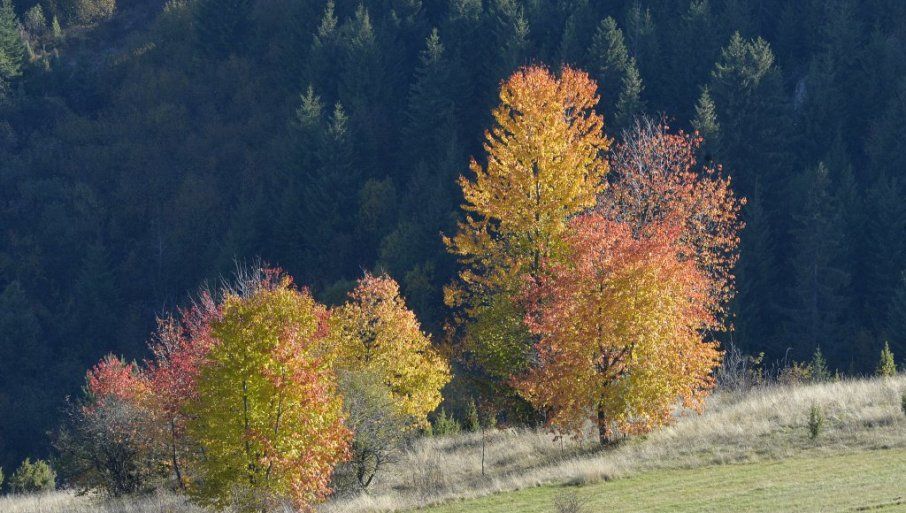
[424,449,906,513]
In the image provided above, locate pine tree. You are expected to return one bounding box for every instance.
[692,86,720,150]
[614,57,645,130]
[808,345,830,382]
[0,0,25,95]
[863,175,906,332]
[877,341,897,377]
[885,272,906,360]
[587,16,629,112]
[732,183,779,355]
[708,33,791,198]
[490,0,530,80]
[193,0,253,57]
[786,163,851,363]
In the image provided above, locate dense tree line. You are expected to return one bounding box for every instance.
[1,0,906,470]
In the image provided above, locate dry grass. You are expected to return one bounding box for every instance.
[0,489,207,513]
[325,375,906,513]
[2,376,904,513]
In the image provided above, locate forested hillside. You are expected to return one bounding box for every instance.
[1,0,905,471]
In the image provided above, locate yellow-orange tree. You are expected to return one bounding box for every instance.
[514,212,721,445]
[445,65,610,383]
[328,273,449,426]
[186,272,350,512]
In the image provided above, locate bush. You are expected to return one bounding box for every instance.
[877,341,897,377]
[807,403,824,441]
[466,398,480,432]
[553,491,586,513]
[53,398,167,496]
[808,346,830,382]
[431,407,461,436]
[901,391,906,417]
[8,458,56,494]
[334,371,414,492]
[0,466,4,490]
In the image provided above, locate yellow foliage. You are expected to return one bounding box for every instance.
[328,273,450,426]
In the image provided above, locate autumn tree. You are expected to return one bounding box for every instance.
[445,65,610,386]
[328,273,449,425]
[186,272,350,512]
[598,118,744,327]
[515,213,721,445]
[55,355,165,496]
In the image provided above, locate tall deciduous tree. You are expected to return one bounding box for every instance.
[445,65,610,384]
[515,212,720,445]
[598,119,743,326]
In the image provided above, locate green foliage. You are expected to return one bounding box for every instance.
[335,371,414,491]
[193,0,251,57]
[432,408,461,437]
[8,458,56,494]
[807,403,824,441]
[693,86,720,144]
[0,0,24,92]
[51,16,62,40]
[466,398,480,432]
[24,5,47,36]
[186,281,349,511]
[808,346,830,382]
[877,341,897,377]
[68,0,116,24]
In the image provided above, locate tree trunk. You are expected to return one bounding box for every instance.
[597,401,609,446]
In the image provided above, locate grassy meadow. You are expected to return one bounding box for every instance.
[3,375,905,513]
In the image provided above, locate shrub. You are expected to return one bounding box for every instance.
[901,391,906,417]
[877,341,897,377]
[8,458,56,494]
[808,403,824,441]
[466,398,480,432]
[334,370,414,492]
[0,466,4,490]
[53,398,167,496]
[432,407,461,436]
[808,346,830,382]
[553,490,586,513]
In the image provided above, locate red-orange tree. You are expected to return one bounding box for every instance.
[514,212,722,444]
[599,119,744,325]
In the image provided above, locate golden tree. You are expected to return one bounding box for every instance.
[328,273,450,425]
[445,65,610,381]
[186,273,350,512]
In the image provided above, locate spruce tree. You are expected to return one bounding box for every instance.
[0,0,25,95]
[193,0,253,57]
[614,57,645,130]
[732,183,780,355]
[786,163,851,363]
[587,16,629,112]
[708,32,792,198]
[885,272,906,362]
[692,86,720,150]
[877,341,897,377]
[863,175,906,332]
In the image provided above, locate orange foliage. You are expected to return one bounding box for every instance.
[514,212,722,442]
[599,119,744,327]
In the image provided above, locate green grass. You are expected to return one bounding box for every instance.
[423,448,906,513]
